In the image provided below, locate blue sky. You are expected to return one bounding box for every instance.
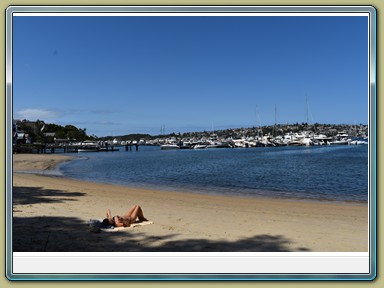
[13,15,369,137]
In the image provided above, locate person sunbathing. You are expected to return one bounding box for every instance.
[102,205,148,227]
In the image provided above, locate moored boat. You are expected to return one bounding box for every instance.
[77,148,100,152]
[329,140,350,145]
[193,144,207,149]
[161,144,180,150]
[77,140,100,152]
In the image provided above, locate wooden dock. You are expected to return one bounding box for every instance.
[13,142,140,154]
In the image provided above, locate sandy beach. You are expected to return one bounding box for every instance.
[11,154,368,252]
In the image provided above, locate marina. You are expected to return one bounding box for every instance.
[13,125,368,154]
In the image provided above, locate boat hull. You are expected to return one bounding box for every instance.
[77,148,99,152]
[161,145,180,150]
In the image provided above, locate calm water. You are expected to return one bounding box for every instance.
[59,145,368,202]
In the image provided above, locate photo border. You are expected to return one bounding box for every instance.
[4,5,377,281]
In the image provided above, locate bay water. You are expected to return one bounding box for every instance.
[59,145,368,202]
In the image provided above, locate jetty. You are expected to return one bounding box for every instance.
[12,141,139,154]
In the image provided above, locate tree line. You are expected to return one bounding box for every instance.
[15,120,96,144]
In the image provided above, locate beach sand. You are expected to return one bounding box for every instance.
[11,154,368,252]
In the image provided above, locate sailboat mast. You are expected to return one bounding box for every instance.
[256,105,262,138]
[273,104,277,137]
[306,95,309,125]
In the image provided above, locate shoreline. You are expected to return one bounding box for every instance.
[14,170,369,206]
[16,152,367,205]
[11,154,368,252]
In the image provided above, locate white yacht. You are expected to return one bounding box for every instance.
[161,144,180,150]
[193,143,207,149]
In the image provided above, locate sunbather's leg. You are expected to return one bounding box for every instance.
[135,206,147,221]
[123,205,147,222]
[123,205,137,218]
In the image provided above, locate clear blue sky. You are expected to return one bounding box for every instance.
[13,15,369,137]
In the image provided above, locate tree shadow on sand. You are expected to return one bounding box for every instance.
[12,216,310,252]
[12,186,86,206]
[122,232,311,252]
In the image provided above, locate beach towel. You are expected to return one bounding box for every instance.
[88,219,153,233]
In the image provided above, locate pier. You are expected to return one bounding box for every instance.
[13,142,140,154]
